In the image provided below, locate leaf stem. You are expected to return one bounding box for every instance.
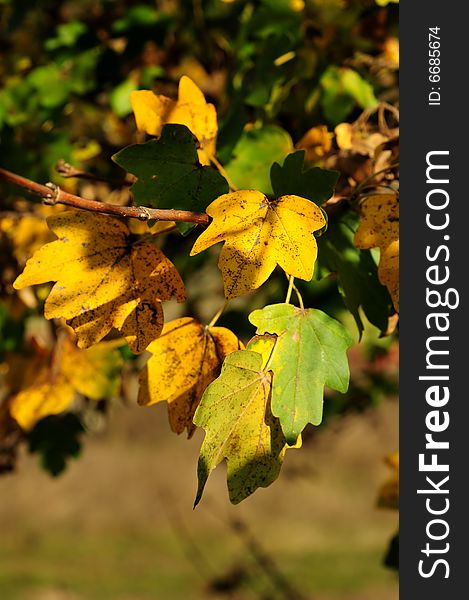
[285,275,295,304]
[263,335,279,373]
[284,273,304,308]
[207,299,230,328]
[210,156,238,191]
[293,283,304,309]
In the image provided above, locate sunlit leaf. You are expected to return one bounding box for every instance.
[14,211,186,352]
[190,190,326,299]
[138,317,242,436]
[130,76,218,162]
[193,349,296,505]
[249,303,352,444]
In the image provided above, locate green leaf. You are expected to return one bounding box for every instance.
[320,66,378,125]
[113,124,229,235]
[110,78,138,117]
[249,303,353,444]
[317,213,391,336]
[224,125,293,194]
[193,350,290,506]
[45,21,88,51]
[28,65,71,108]
[270,151,339,204]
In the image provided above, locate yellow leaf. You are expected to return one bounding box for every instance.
[383,37,399,67]
[8,337,123,431]
[0,205,63,264]
[14,211,186,353]
[296,125,332,162]
[190,191,326,299]
[354,193,399,312]
[138,317,242,436]
[128,220,176,235]
[335,123,388,156]
[130,76,218,163]
[334,123,353,150]
[9,370,75,431]
[354,193,399,250]
[379,239,399,312]
[61,338,124,399]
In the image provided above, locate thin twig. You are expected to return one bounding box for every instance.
[0,167,210,225]
[56,159,131,187]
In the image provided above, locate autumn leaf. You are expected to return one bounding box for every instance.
[354,193,399,311]
[13,211,186,352]
[0,205,62,264]
[193,349,296,505]
[190,191,326,299]
[378,239,399,312]
[334,122,388,157]
[130,76,218,163]
[354,193,399,250]
[296,125,332,163]
[9,338,123,431]
[113,124,228,235]
[249,303,353,444]
[138,317,242,437]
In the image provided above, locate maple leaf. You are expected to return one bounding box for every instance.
[270,151,339,204]
[13,211,186,353]
[354,193,399,312]
[190,191,326,299]
[249,303,353,444]
[138,317,242,437]
[193,349,298,506]
[113,124,228,235]
[9,338,123,431]
[130,76,218,163]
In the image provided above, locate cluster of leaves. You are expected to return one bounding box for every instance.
[1,0,399,510]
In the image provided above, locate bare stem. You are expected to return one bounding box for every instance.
[0,167,210,225]
[207,299,230,328]
[264,336,279,373]
[284,273,304,308]
[285,275,295,304]
[210,156,238,192]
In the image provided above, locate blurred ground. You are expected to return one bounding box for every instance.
[0,395,398,600]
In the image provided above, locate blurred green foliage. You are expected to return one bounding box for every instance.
[0,0,397,183]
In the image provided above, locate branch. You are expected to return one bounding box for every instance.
[0,167,349,225]
[0,167,210,225]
